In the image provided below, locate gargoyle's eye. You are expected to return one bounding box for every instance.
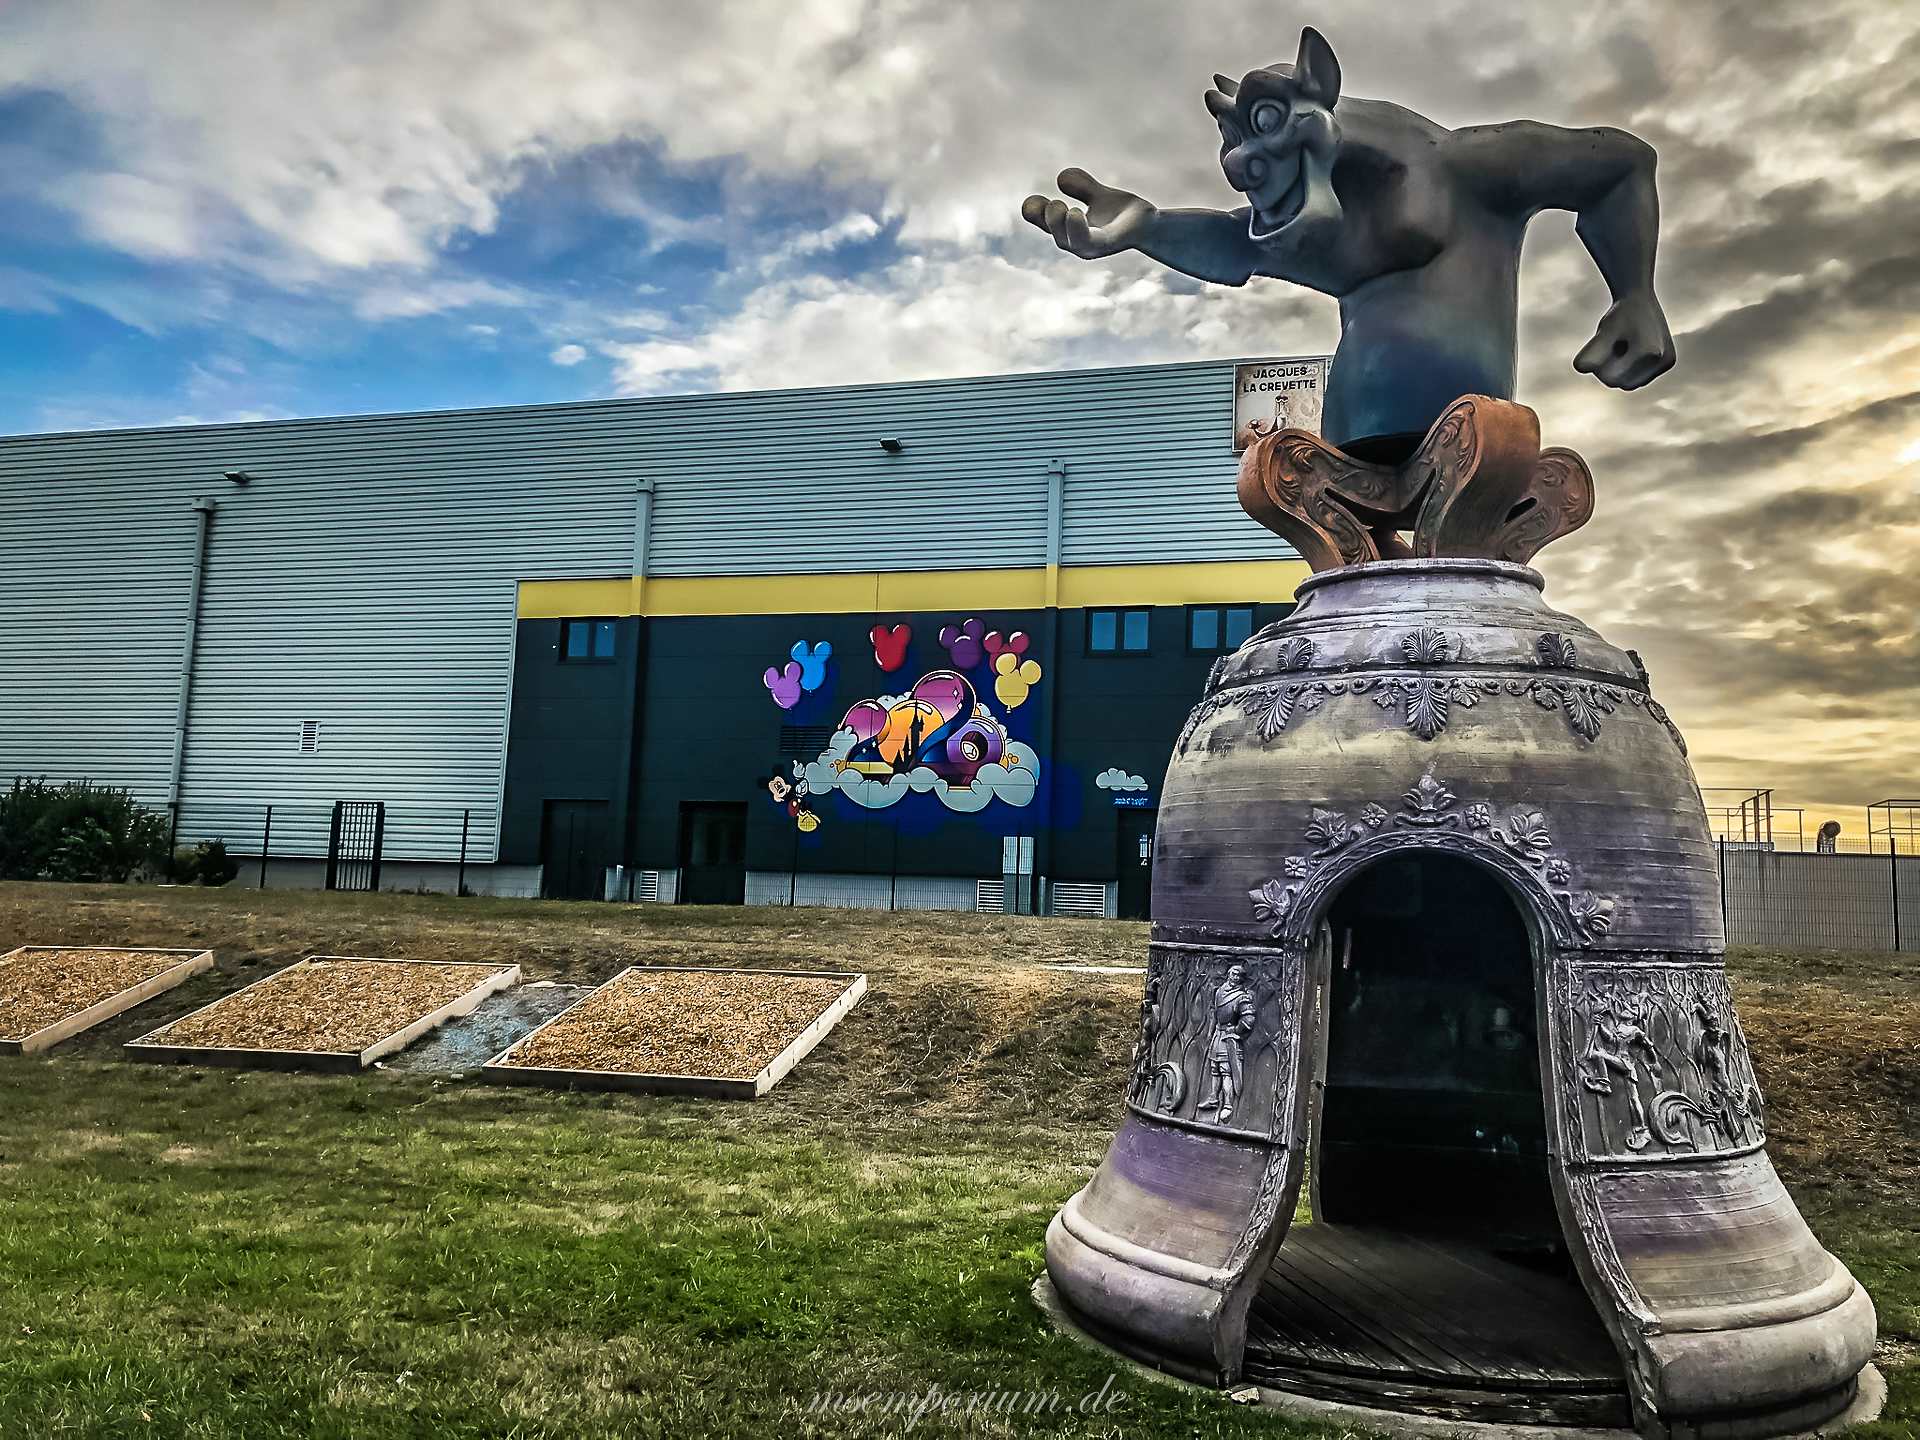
[1251,99,1286,135]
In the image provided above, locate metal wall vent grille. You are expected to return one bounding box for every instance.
[976,879,1005,912]
[1052,882,1109,918]
[299,720,321,755]
[778,725,834,758]
[632,870,661,903]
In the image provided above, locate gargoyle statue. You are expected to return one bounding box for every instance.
[1023,26,1675,460]
[1023,26,1674,564]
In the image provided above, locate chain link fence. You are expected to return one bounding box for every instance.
[1720,839,1916,953]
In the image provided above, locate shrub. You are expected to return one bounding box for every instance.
[184,838,239,888]
[0,778,171,883]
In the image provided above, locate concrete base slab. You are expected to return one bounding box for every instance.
[1030,1275,1886,1440]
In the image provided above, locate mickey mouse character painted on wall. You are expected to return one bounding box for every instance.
[763,763,821,832]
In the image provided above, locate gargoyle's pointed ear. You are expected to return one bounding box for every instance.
[1294,26,1340,107]
[1212,72,1240,97]
[1205,86,1236,120]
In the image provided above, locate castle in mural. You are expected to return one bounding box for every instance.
[808,668,1041,813]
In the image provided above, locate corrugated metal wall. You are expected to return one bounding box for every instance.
[629,360,1271,573]
[0,358,1302,861]
[0,416,632,861]
[0,456,200,802]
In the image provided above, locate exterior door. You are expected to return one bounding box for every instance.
[1115,807,1157,920]
[540,799,608,900]
[678,801,747,905]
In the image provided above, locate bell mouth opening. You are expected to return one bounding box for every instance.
[1241,850,1630,1423]
[1317,851,1557,1247]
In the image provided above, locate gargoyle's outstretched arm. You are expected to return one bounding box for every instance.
[1446,122,1676,389]
[1134,208,1266,287]
[1022,168,1266,286]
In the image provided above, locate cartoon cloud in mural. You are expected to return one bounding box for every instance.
[804,669,1041,813]
[1096,768,1150,793]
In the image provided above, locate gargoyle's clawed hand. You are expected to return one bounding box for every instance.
[1020,168,1153,260]
[1573,291,1676,391]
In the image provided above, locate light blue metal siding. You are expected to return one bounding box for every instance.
[624,360,1286,574]
[0,458,201,803]
[0,416,634,861]
[0,357,1307,862]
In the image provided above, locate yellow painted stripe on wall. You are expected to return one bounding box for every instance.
[516,559,1309,619]
[517,576,636,618]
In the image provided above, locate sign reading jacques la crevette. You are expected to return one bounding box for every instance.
[1233,356,1330,450]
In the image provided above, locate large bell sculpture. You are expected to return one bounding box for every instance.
[1041,398,1878,1436]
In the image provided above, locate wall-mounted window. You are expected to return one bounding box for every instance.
[1187,605,1255,653]
[560,617,617,662]
[1088,607,1151,655]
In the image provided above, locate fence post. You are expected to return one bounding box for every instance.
[457,808,470,898]
[259,805,272,889]
[889,817,899,911]
[1718,837,1727,934]
[1892,835,1903,953]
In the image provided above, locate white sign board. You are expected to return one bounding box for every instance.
[1234,357,1329,450]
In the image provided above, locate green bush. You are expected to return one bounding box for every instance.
[182,838,239,887]
[0,778,171,883]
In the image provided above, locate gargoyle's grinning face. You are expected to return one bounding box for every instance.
[1206,27,1343,244]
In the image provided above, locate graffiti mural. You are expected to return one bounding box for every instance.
[993,652,1043,707]
[763,640,834,710]
[762,763,821,832]
[805,669,1041,813]
[983,629,1027,664]
[938,619,986,670]
[870,623,911,673]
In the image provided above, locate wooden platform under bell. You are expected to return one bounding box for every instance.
[1243,1224,1631,1427]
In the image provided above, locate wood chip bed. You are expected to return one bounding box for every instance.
[484,965,866,1098]
[0,946,215,1054]
[127,957,520,1072]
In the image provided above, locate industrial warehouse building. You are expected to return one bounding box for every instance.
[0,357,1323,917]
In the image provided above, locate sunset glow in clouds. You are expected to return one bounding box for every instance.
[1,0,1915,831]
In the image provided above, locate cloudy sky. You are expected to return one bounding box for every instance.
[2,0,1915,839]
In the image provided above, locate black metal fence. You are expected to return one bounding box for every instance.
[168,801,486,895]
[1720,839,1916,953]
[159,800,1917,947]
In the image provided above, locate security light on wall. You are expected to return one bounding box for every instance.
[878,437,904,454]
[223,470,253,485]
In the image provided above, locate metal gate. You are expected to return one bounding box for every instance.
[326,800,386,892]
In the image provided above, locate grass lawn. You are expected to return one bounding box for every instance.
[0,882,1915,1438]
